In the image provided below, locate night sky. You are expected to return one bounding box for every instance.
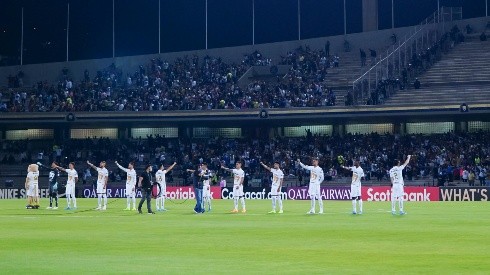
[0,0,486,65]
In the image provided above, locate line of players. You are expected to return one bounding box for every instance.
[25,154,411,215]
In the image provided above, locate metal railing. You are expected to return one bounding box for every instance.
[351,7,462,105]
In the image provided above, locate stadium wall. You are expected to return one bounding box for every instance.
[0,16,487,87]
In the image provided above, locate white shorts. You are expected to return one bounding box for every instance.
[270,185,281,196]
[157,183,166,198]
[97,184,106,194]
[65,183,75,196]
[27,184,39,197]
[392,184,404,199]
[233,185,244,198]
[351,184,361,198]
[126,184,136,197]
[308,183,321,197]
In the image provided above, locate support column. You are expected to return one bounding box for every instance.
[362,0,378,32]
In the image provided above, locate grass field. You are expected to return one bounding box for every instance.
[1,198,489,274]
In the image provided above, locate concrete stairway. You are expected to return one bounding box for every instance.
[384,36,490,106]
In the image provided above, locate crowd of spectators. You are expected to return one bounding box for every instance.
[2,131,489,187]
[0,46,343,112]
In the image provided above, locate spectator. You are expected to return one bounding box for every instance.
[413,78,421,89]
[360,49,366,67]
[468,170,476,186]
[369,49,377,66]
[324,40,330,57]
[480,32,487,41]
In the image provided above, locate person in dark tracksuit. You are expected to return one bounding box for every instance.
[37,161,60,209]
[137,164,155,214]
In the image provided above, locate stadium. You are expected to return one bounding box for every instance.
[0,0,489,273]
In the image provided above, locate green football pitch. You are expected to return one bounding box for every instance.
[1,198,488,274]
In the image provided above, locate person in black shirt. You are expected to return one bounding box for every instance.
[137,164,155,214]
[37,161,60,209]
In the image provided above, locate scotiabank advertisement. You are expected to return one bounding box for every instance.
[82,186,221,199]
[363,186,440,202]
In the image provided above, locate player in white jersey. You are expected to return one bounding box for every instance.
[87,160,109,210]
[389,155,411,215]
[341,160,365,215]
[221,161,246,213]
[199,163,213,212]
[297,157,324,214]
[116,161,138,211]
[260,161,284,214]
[54,162,78,210]
[25,164,40,209]
[155,162,177,212]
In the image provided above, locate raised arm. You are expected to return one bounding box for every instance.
[166,162,177,173]
[297,159,310,170]
[260,162,271,172]
[340,165,352,171]
[115,161,128,173]
[186,169,196,173]
[54,164,66,172]
[86,160,97,170]
[221,166,231,172]
[403,155,411,167]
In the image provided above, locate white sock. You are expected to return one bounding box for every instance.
[391,195,396,212]
[162,197,165,209]
[359,199,363,212]
[155,197,160,210]
[126,197,130,208]
[208,197,211,209]
[72,196,77,208]
[352,199,357,212]
[240,197,246,210]
[399,198,404,212]
[310,197,316,212]
[66,196,71,208]
[103,194,107,207]
[318,196,324,212]
[271,197,276,210]
[234,198,238,210]
[97,194,102,207]
[277,196,283,211]
[132,196,136,208]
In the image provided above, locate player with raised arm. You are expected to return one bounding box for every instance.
[389,155,411,215]
[341,160,365,215]
[54,162,78,210]
[37,161,60,209]
[260,161,284,214]
[25,164,40,209]
[221,161,246,213]
[87,160,109,210]
[297,157,324,214]
[155,162,177,212]
[115,161,137,211]
[200,163,213,212]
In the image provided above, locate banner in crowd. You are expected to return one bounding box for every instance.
[286,187,351,200]
[82,186,222,199]
[362,186,439,201]
[0,188,50,199]
[439,187,489,201]
[221,187,288,200]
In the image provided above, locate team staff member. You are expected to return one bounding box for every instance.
[187,165,205,214]
[138,164,155,214]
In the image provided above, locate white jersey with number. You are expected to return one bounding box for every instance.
[232,168,245,197]
[65,168,78,196]
[96,167,108,194]
[348,166,364,186]
[300,164,324,185]
[155,169,167,197]
[66,169,78,185]
[270,168,284,196]
[116,163,136,187]
[389,165,406,185]
[27,171,39,197]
